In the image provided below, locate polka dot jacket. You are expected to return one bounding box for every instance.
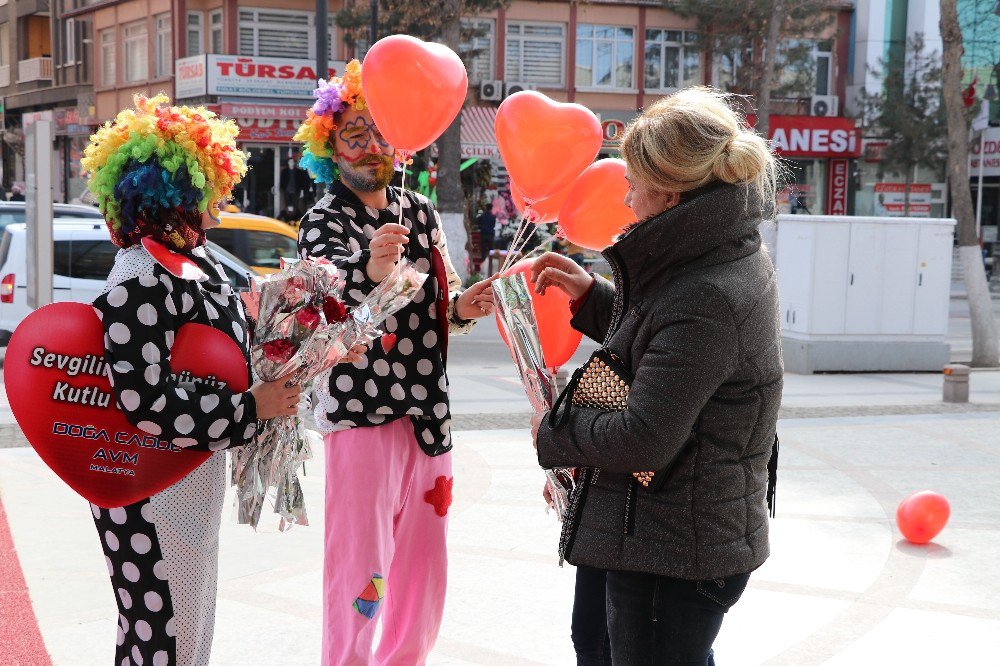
[93,244,258,451]
[298,181,475,456]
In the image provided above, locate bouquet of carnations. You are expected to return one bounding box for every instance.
[232,257,427,530]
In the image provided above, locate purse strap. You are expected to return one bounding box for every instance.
[548,366,584,430]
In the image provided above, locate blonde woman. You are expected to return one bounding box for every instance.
[531,87,783,664]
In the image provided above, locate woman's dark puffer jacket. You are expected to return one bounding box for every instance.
[536,182,783,580]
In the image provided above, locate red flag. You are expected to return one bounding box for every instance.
[963,76,978,108]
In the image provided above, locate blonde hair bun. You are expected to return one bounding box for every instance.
[713,132,771,186]
[620,86,778,204]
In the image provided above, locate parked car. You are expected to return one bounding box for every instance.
[0,219,258,345]
[213,212,299,274]
[0,201,103,234]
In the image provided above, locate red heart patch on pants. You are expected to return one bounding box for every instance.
[5,302,248,508]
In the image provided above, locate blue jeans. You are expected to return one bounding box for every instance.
[605,569,751,664]
[572,566,612,665]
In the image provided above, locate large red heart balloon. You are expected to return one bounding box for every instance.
[5,302,248,508]
[896,490,951,544]
[510,179,574,225]
[495,259,582,370]
[495,91,602,203]
[559,159,637,251]
[362,35,468,152]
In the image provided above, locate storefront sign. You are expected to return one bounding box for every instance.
[874,182,931,217]
[233,118,300,143]
[220,103,309,120]
[602,120,625,144]
[827,158,849,215]
[748,115,862,158]
[970,127,1000,177]
[175,55,348,100]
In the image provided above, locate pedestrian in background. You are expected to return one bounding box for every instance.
[531,86,783,665]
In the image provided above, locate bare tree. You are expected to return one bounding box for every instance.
[940,0,998,366]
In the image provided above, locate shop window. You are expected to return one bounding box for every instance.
[644,29,699,91]
[123,21,148,83]
[460,18,494,84]
[577,25,633,90]
[210,10,224,54]
[154,14,172,78]
[0,23,9,69]
[187,12,203,57]
[505,22,565,87]
[99,28,115,86]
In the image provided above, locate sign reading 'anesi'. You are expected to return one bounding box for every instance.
[176,55,348,100]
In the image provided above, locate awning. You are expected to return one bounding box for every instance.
[461,106,500,159]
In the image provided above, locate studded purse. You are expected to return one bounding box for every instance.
[548,348,658,488]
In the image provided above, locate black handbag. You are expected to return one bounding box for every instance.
[549,348,659,488]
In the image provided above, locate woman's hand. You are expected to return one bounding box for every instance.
[366,223,410,283]
[530,253,593,299]
[456,275,497,319]
[250,370,302,420]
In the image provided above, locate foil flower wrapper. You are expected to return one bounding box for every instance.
[493,273,576,521]
[231,257,428,530]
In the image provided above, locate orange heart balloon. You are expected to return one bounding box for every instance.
[559,159,637,251]
[495,259,582,370]
[510,179,574,225]
[362,35,468,151]
[495,91,602,203]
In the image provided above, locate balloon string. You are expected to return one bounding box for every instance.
[501,214,529,274]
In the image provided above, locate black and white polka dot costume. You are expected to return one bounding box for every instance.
[90,243,258,666]
[298,181,474,455]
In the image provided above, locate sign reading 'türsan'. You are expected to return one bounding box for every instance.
[175,55,348,100]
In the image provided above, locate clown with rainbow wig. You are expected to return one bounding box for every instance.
[81,94,304,666]
[294,60,497,665]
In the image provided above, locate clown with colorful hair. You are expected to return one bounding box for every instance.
[81,94,304,666]
[295,60,496,665]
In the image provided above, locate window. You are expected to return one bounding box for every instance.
[773,39,831,97]
[460,18,494,84]
[187,12,203,57]
[644,29,700,91]
[239,9,310,58]
[154,14,172,78]
[100,28,115,86]
[209,10,223,54]
[71,240,119,280]
[54,241,72,278]
[577,25,633,89]
[0,23,9,69]
[123,21,148,83]
[246,231,297,269]
[208,227,238,257]
[64,18,76,65]
[505,22,565,87]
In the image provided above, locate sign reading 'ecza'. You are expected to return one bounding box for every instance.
[175,55,349,100]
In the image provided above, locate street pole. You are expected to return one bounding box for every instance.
[976,129,985,241]
[316,0,328,83]
[369,0,378,52]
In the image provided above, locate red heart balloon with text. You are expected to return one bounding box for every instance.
[495,91,603,203]
[5,302,249,508]
[362,35,468,152]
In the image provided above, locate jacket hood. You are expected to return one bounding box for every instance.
[606,182,770,293]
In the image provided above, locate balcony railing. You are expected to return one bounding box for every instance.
[17,57,52,83]
[0,65,9,88]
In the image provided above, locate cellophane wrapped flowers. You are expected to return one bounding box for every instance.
[231,258,427,529]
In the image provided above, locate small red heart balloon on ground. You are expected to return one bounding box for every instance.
[5,302,248,508]
[559,159,637,251]
[510,179,574,225]
[362,35,468,152]
[495,91,602,203]
[495,259,582,369]
[896,490,951,544]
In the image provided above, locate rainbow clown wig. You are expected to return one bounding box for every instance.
[81,94,248,250]
[294,59,369,184]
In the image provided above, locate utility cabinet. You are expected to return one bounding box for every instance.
[774,215,955,373]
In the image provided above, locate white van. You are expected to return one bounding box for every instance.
[0,219,257,344]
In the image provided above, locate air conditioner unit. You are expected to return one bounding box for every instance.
[479,80,503,102]
[504,81,537,97]
[810,95,839,117]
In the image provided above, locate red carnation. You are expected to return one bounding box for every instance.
[296,305,321,330]
[262,338,297,364]
[323,296,348,323]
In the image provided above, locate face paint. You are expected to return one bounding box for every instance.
[337,117,389,153]
[333,109,395,193]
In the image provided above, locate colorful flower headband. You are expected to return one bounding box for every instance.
[81,94,248,238]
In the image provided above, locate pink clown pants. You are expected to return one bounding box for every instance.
[322,418,452,666]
